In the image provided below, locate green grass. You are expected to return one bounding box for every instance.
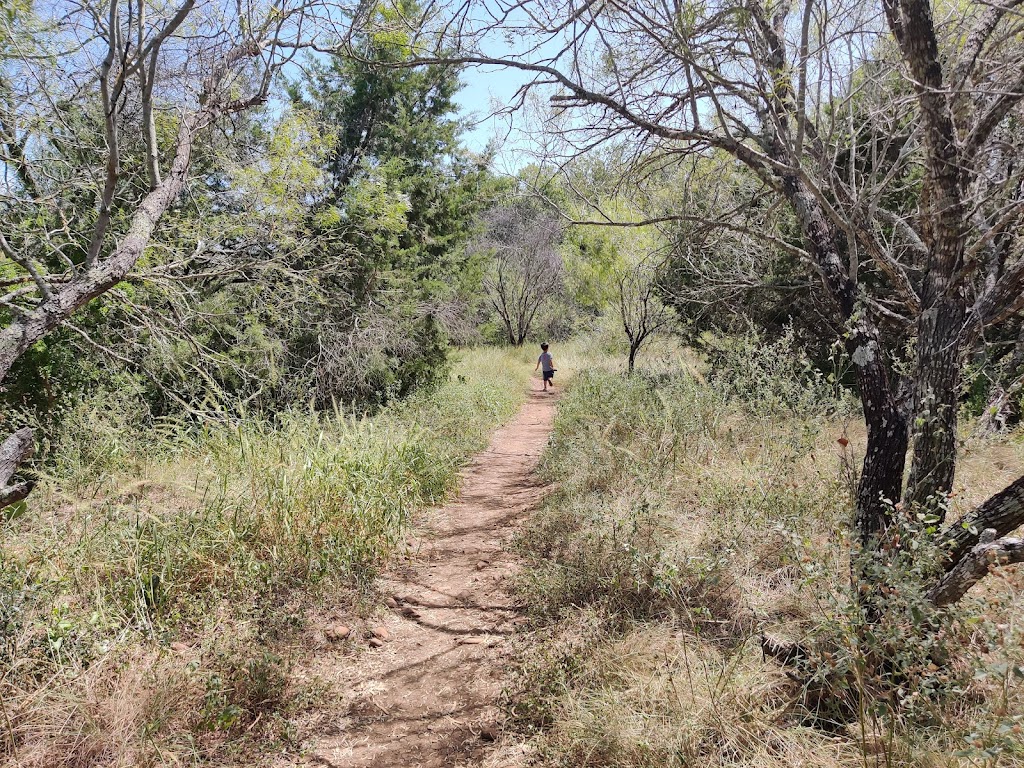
[0,347,529,766]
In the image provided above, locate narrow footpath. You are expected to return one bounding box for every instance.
[297,388,558,767]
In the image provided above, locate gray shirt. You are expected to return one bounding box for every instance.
[539,352,553,371]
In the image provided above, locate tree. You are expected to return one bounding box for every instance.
[473,201,564,346]
[289,0,499,402]
[0,0,351,492]
[562,189,675,371]
[398,0,1024,604]
[618,256,672,373]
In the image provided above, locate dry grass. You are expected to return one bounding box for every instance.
[539,625,865,768]
[0,348,530,766]
[510,346,1024,768]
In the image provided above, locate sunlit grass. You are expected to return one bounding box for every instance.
[510,354,1024,768]
[0,346,529,765]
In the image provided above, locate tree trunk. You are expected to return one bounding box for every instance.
[778,172,908,543]
[930,528,1024,606]
[887,0,969,517]
[627,344,637,373]
[0,427,34,507]
[903,282,967,516]
[940,474,1024,569]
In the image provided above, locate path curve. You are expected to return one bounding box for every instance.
[301,388,557,767]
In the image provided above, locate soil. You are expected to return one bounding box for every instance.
[286,387,558,767]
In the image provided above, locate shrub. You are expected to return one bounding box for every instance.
[701,327,852,418]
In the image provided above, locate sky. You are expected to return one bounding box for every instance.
[453,60,534,174]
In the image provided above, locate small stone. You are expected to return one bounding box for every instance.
[170,641,189,653]
[370,626,390,642]
[479,724,498,742]
[332,625,351,640]
[475,560,488,570]
[384,597,399,609]
[460,635,484,645]
[401,606,421,619]
[368,637,384,648]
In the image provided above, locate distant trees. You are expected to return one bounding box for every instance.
[474,202,564,346]
[563,198,674,372]
[618,257,671,374]
[402,0,1024,605]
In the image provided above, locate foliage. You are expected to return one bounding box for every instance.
[702,327,855,418]
[282,0,502,400]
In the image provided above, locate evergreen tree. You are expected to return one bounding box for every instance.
[288,1,499,402]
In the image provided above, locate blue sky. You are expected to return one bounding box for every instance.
[454,60,534,173]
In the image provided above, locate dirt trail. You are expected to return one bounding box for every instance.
[296,388,557,767]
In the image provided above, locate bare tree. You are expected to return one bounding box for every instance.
[618,256,672,373]
[392,0,1024,604]
[0,0,343,494]
[474,202,563,346]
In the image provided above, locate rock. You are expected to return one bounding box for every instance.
[330,625,351,640]
[370,626,390,642]
[475,560,488,570]
[170,641,189,653]
[479,724,499,742]
[401,606,421,619]
[368,637,384,648]
[459,635,484,645]
[384,596,399,609]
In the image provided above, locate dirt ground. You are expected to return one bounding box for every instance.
[284,387,558,767]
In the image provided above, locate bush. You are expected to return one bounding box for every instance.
[701,327,852,417]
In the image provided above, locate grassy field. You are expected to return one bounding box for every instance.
[507,337,1024,768]
[0,347,530,766]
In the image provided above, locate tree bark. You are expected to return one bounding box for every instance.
[0,427,34,507]
[929,528,1024,606]
[904,296,966,514]
[941,475,1024,569]
[886,0,970,515]
[778,172,908,541]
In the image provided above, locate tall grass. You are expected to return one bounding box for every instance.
[510,344,1024,768]
[0,347,529,766]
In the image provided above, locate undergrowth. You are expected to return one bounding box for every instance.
[0,346,528,766]
[509,339,1024,768]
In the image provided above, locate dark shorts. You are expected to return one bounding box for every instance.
[543,370,555,381]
